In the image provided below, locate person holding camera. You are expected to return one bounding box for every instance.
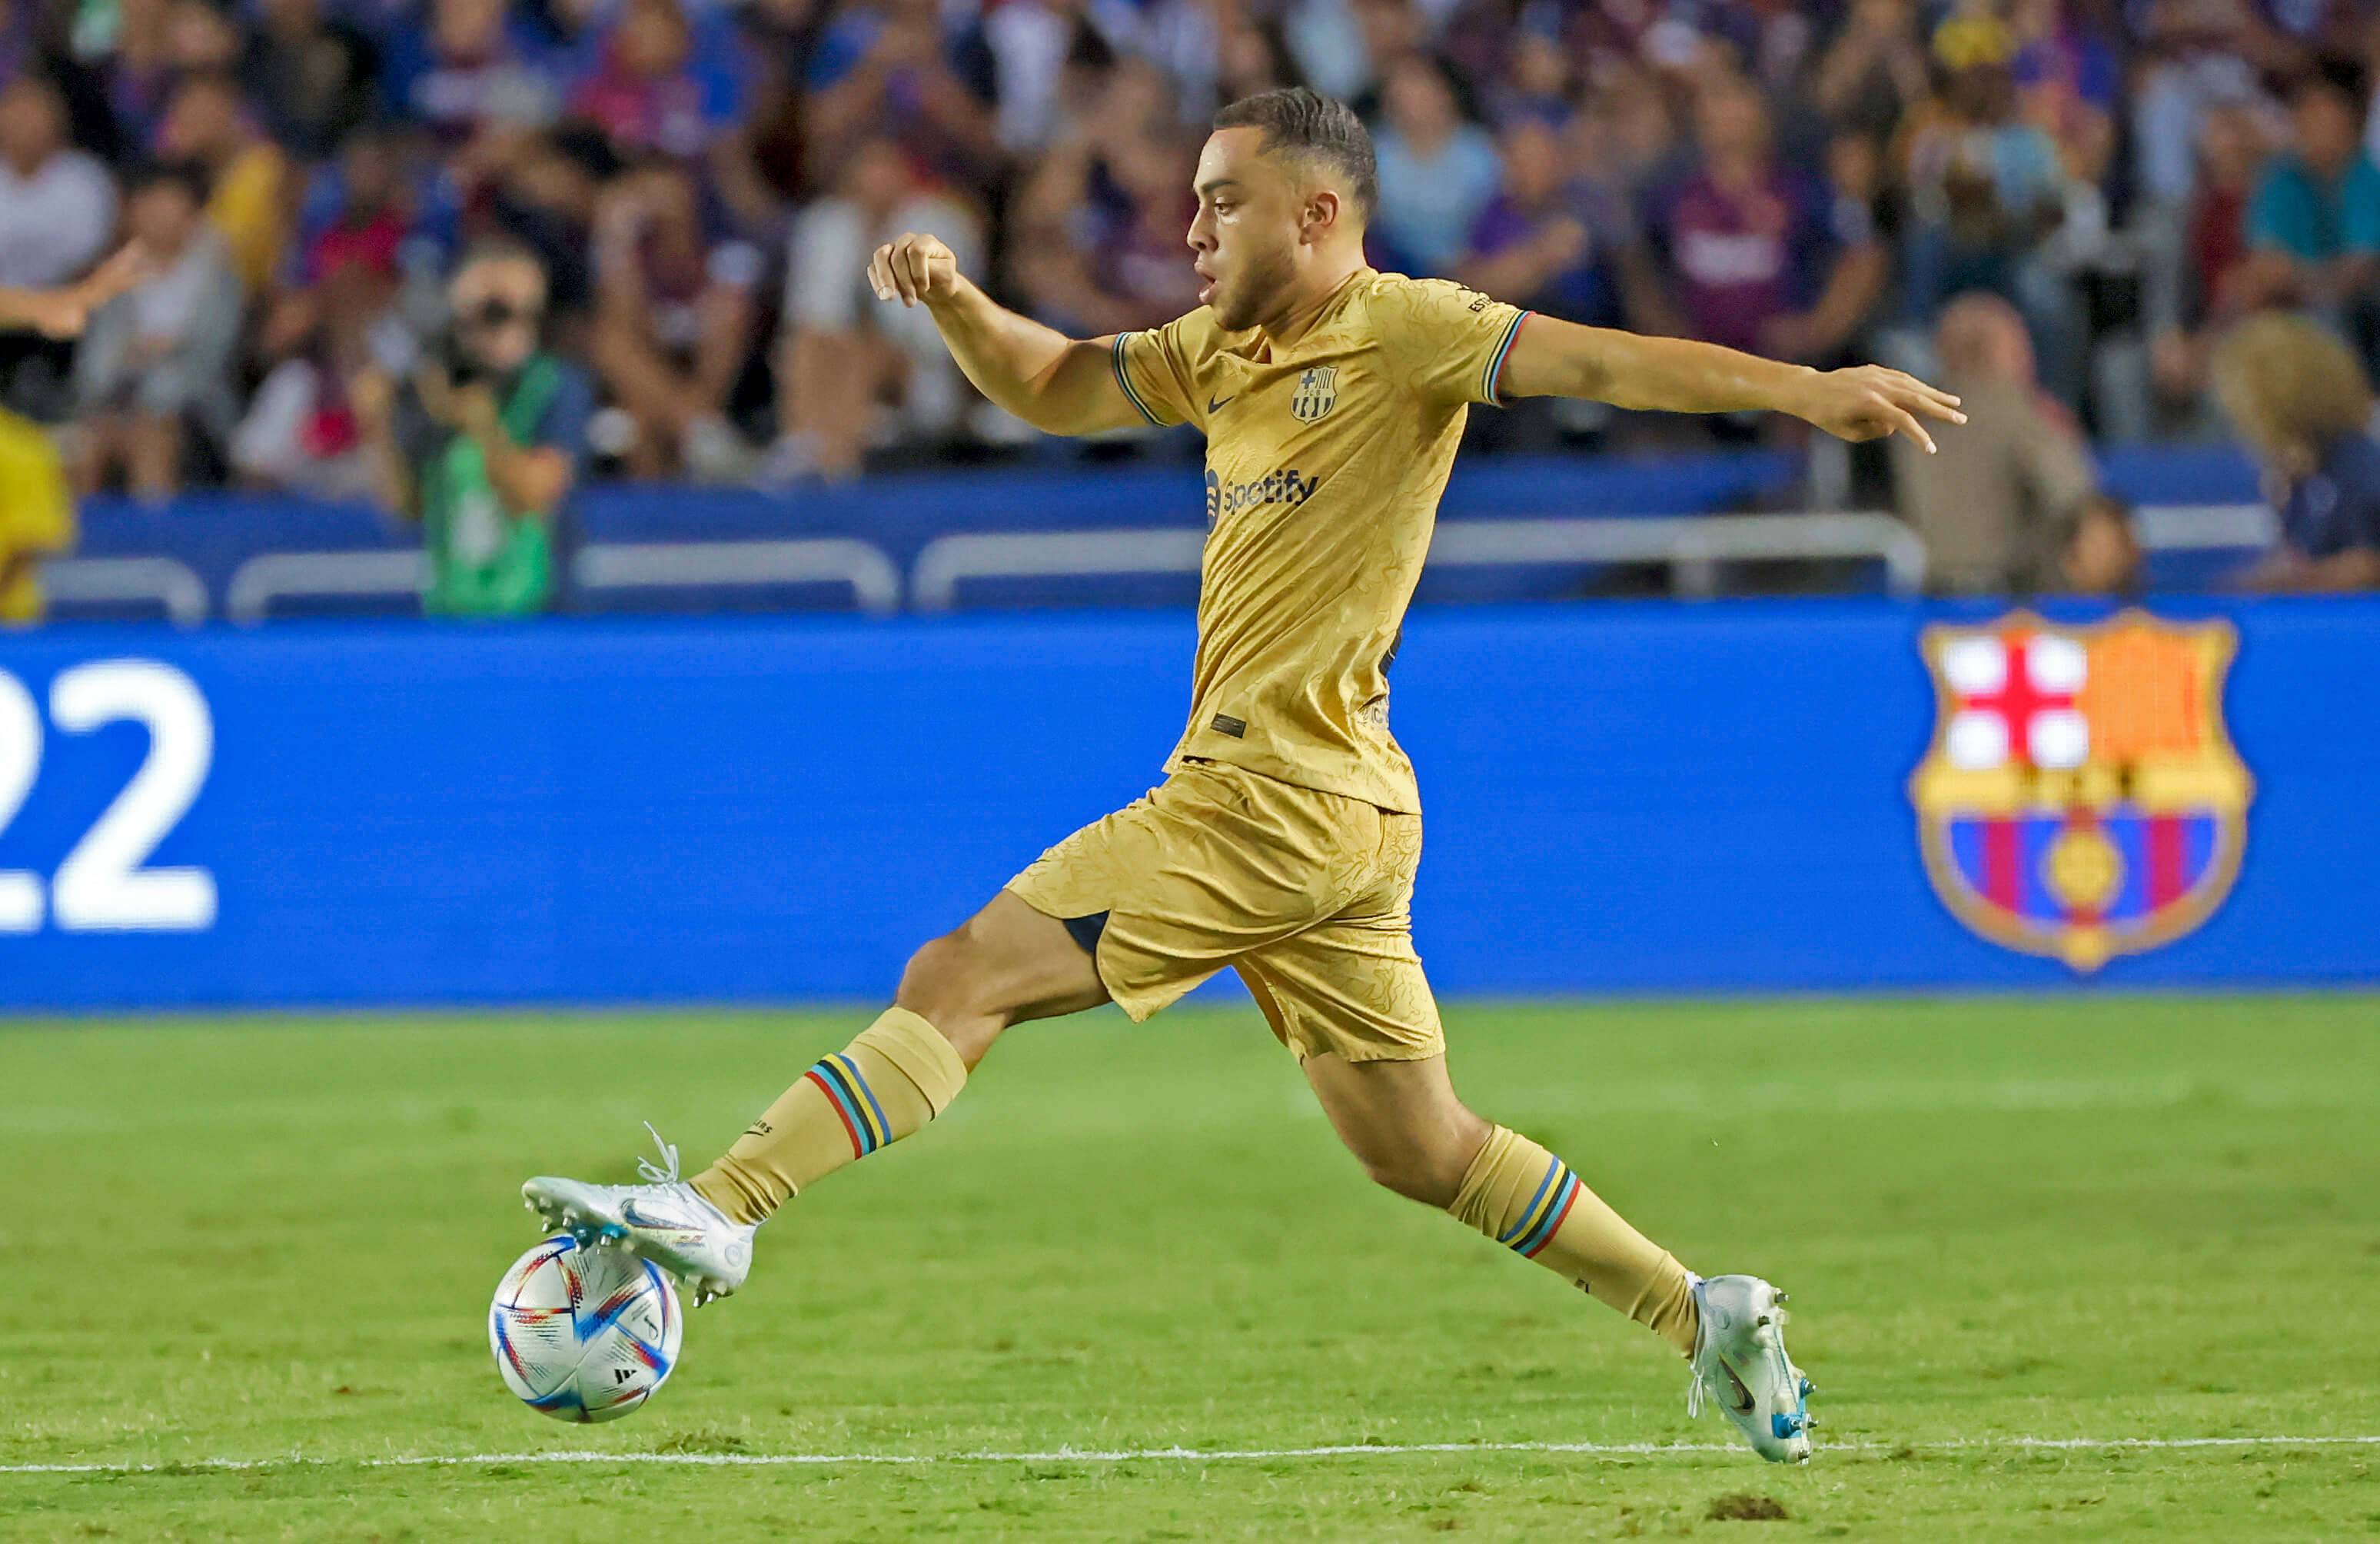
[354,240,593,617]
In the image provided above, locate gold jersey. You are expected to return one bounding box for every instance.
[1112,268,1531,814]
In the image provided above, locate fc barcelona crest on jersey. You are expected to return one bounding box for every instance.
[1291,366,1338,422]
[1907,611,2253,972]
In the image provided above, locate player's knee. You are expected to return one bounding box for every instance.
[1345,1110,1489,1208]
[1357,1153,1452,1206]
[895,927,1003,1030]
[1351,1140,1470,1208]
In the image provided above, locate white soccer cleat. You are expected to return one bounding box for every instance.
[1687,1273,1815,1463]
[524,1124,757,1307]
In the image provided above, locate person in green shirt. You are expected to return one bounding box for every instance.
[353,240,593,617]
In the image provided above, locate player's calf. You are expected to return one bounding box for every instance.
[1450,1125,1701,1356]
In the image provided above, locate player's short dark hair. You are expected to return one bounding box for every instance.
[1212,87,1376,219]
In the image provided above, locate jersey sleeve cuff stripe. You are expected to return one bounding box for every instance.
[1483,310,1533,407]
[1112,332,1165,426]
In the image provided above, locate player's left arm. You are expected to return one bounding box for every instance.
[1497,316,1966,452]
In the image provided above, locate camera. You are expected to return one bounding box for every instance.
[437,298,534,388]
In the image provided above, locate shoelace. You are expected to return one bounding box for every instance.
[1686,1340,1718,1419]
[1684,1276,1718,1419]
[635,1121,682,1185]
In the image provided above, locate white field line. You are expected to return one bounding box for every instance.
[5,1433,2378,1476]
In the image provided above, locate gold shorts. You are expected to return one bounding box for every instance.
[1006,760,1443,1063]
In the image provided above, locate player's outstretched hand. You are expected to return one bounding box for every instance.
[867,232,961,308]
[1793,364,1966,454]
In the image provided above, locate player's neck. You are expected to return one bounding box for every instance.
[1255,252,1367,348]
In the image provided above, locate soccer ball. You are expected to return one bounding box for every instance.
[489,1233,683,1423]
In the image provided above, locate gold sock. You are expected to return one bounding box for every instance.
[689,1007,968,1225]
[1451,1125,1700,1357]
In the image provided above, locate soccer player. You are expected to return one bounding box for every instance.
[525,88,1963,1463]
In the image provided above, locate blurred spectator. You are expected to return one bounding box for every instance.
[1894,291,2104,596]
[1481,28,1574,131]
[0,0,50,83]
[1215,11,1303,108]
[2129,0,2275,213]
[1370,54,1499,276]
[569,0,744,163]
[240,0,380,159]
[165,0,244,74]
[2062,490,2142,594]
[1458,115,1644,328]
[0,75,118,422]
[2239,62,2380,346]
[0,0,2365,506]
[70,160,244,503]
[231,261,392,499]
[0,75,115,295]
[1812,0,1930,141]
[2143,102,2270,423]
[1572,58,1679,198]
[292,127,413,293]
[155,69,290,295]
[1900,20,2083,405]
[93,0,178,155]
[234,132,412,497]
[1008,64,1199,337]
[730,0,830,221]
[1637,80,1874,364]
[487,125,614,314]
[803,0,1000,194]
[2211,310,2380,591]
[2010,0,2118,185]
[353,239,593,616]
[0,405,75,625]
[385,0,566,150]
[764,137,980,481]
[586,159,762,481]
[981,0,1100,155]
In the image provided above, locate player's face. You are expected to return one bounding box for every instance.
[1187,128,1302,333]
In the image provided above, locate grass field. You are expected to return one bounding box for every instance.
[2,995,2376,1541]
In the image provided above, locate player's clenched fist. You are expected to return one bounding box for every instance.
[868,233,962,308]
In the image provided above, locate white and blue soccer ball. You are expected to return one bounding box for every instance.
[489,1233,683,1423]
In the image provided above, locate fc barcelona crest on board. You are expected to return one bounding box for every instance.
[1908,611,2253,972]
[1291,366,1338,422]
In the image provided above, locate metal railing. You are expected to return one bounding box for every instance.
[227,550,428,625]
[914,511,1933,606]
[574,538,902,617]
[910,530,1210,611]
[49,501,2283,624]
[42,557,209,627]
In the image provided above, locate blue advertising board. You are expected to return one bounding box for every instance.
[0,597,2372,1009]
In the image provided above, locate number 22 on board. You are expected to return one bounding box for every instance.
[0,660,216,933]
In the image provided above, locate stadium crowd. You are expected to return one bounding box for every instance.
[2,0,2380,526]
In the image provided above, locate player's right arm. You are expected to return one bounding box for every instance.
[867,232,1146,436]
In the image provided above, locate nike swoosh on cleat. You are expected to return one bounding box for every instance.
[1721,1363,1757,1413]
[619,1202,693,1232]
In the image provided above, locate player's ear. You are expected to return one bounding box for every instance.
[1301,188,1341,247]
